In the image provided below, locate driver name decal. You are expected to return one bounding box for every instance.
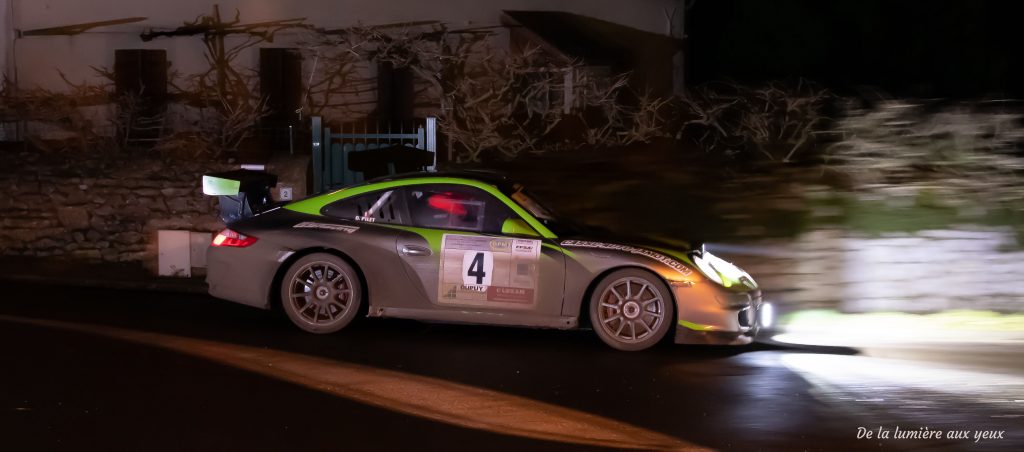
[559,240,692,276]
[438,234,541,307]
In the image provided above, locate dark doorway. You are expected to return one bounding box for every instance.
[114,49,168,147]
[259,48,304,153]
[376,61,415,121]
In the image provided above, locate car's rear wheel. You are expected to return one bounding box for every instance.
[280,253,362,334]
[589,269,674,351]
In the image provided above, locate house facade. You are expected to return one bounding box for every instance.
[2,0,682,89]
[1,0,685,149]
[0,0,688,269]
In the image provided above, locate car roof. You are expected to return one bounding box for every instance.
[283,168,559,239]
[364,170,514,190]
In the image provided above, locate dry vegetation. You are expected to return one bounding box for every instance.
[142,6,306,157]
[825,99,1024,200]
[674,81,832,162]
[2,8,1021,209]
[297,23,652,161]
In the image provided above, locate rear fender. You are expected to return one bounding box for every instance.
[269,247,369,315]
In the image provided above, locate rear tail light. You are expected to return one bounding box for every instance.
[211,229,258,248]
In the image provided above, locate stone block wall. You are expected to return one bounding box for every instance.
[723,227,1024,313]
[0,152,231,269]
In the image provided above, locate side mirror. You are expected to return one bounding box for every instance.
[501,218,539,237]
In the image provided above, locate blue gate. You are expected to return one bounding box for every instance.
[311,116,437,194]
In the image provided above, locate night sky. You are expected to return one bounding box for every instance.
[686,0,1024,99]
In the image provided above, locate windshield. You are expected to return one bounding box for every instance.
[510,188,554,220]
[506,184,581,236]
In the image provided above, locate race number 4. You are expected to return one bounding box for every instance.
[462,251,493,286]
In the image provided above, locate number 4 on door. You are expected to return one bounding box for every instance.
[462,251,493,286]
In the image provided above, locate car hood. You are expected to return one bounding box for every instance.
[557,229,757,291]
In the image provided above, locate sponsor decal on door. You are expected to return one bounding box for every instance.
[438,234,540,307]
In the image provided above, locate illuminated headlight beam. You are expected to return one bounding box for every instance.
[760,303,774,329]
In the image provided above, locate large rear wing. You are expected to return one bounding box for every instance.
[202,170,278,224]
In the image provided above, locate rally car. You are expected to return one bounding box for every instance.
[206,171,770,351]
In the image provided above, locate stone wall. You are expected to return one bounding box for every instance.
[721,227,1024,313]
[0,151,231,269]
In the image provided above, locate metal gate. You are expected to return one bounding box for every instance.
[311,116,437,193]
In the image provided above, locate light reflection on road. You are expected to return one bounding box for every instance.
[0,314,703,451]
[780,353,1024,450]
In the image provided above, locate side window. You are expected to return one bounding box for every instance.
[405,184,514,233]
[321,189,405,224]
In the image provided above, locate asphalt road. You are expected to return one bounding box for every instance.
[0,281,1021,451]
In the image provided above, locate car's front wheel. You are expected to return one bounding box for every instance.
[280,253,362,334]
[589,269,674,351]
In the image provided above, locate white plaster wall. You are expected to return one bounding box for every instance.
[838,229,1024,312]
[6,0,676,90]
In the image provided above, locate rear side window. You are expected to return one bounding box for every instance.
[321,189,406,225]
[405,184,514,233]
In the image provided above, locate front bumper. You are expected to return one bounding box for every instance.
[670,282,770,345]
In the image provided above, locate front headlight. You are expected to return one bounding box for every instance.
[691,251,753,289]
[692,252,724,285]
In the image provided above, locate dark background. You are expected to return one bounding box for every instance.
[686,0,1023,99]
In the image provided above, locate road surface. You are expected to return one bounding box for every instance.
[0,282,1021,451]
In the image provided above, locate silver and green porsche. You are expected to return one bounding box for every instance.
[206,171,770,351]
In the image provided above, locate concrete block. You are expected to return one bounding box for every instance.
[158,230,191,277]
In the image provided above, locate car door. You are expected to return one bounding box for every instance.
[390,183,567,324]
[317,188,427,309]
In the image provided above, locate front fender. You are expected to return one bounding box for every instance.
[558,240,703,319]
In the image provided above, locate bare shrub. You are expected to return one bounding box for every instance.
[0,71,121,153]
[299,22,688,162]
[675,81,832,162]
[441,47,627,161]
[143,6,301,156]
[825,100,1024,200]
